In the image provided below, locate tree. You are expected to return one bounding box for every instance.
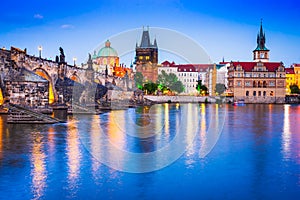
[196,80,202,93]
[157,70,184,94]
[143,82,158,94]
[215,83,226,95]
[290,84,300,94]
[134,72,144,89]
[169,81,184,93]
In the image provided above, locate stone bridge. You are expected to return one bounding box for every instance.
[1,47,135,104]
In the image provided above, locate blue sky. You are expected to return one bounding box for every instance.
[1,0,299,66]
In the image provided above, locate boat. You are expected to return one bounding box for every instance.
[233,99,245,106]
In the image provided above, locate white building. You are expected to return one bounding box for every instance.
[159,61,213,95]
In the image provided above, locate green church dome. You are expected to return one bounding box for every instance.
[97,40,118,57]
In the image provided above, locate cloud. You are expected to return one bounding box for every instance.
[61,24,75,29]
[34,14,44,19]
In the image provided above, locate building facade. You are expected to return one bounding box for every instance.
[285,67,295,94]
[227,22,286,103]
[159,61,224,95]
[92,40,119,75]
[135,28,158,82]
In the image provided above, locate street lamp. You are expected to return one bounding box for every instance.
[73,57,77,66]
[38,46,43,58]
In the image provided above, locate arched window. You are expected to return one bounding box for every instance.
[258,91,261,96]
[246,91,249,96]
[263,81,267,88]
[253,91,256,96]
[263,91,266,96]
[258,81,262,88]
[253,81,257,88]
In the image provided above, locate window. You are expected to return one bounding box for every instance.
[246,91,249,96]
[258,91,261,96]
[253,91,256,96]
[245,81,251,86]
[270,91,274,96]
[253,81,257,87]
[139,56,143,60]
[269,81,275,86]
[263,91,266,96]
[146,56,150,60]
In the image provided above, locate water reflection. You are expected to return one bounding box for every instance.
[0,116,3,160]
[199,104,207,157]
[30,132,47,200]
[0,104,300,199]
[66,119,81,196]
[282,105,291,158]
[90,115,102,180]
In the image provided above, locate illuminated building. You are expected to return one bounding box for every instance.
[227,22,286,103]
[159,61,226,95]
[92,40,119,75]
[135,27,158,82]
[285,67,295,94]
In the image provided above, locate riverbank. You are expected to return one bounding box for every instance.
[144,95,232,104]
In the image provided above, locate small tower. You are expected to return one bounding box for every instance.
[86,53,94,82]
[135,27,158,65]
[253,20,270,62]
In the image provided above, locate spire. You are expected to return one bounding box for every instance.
[154,38,157,48]
[254,19,268,51]
[140,27,151,48]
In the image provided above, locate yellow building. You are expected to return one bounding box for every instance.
[293,64,300,88]
[285,68,295,94]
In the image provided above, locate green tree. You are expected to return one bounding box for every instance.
[157,70,184,94]
[143,82,158,94]
[170,81,184,93]
[134,72,144,89]
[215,83,226,95]
[196,80,202,93]
[290,84,300,94]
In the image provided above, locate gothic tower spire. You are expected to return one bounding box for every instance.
[253,20,269,62]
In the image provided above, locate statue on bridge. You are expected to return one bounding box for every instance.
[59,47,65,63]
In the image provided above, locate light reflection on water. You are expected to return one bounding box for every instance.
[0,103,299,199]
[30,132,46,200]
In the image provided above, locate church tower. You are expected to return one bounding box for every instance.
[253,21,270,62]
[135,27,158,82]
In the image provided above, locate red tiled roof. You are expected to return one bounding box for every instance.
[293,63,300,67]
[285,68,295,74]
[176,64,213,72]
[230,61,282,72]
[161,60,176,67]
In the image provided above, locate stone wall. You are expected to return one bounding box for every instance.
[5,81,49,108]
[235,96,285,104]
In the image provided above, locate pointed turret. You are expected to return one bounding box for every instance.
[255,20,268,51]
[140,29,151,48]
[253,20,270,62]
[154,38,158,48]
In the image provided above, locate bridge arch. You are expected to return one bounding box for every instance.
[33,67,55,104]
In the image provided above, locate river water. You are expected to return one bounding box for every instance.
[0,103,299,199]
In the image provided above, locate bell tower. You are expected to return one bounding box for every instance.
[253,20,270,62]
